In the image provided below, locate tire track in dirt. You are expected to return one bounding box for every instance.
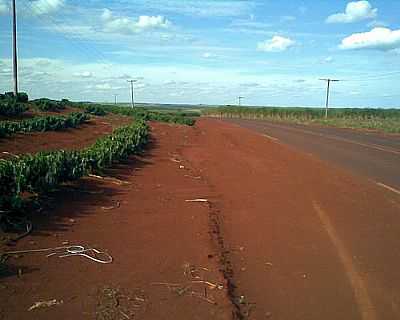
[313,202,377,320]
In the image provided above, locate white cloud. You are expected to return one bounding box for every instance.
[95,83,113,90]
[31,0,65,16]
[136,0,255,17]
[367,20,388,28]
[203,52,218,59]
[257,36,295,52]
[0,0,8,14]
[101,9,171,35]
[326,1,377,24]
[73,71,93,78]
[280,15,296,22]
[323,56,334,63]
[340,27,400,51]
[136,16,171,29]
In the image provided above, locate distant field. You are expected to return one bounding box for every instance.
[100,102,202,117]
[202,106,400,134]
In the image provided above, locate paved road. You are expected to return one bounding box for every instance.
[223,118,400,194]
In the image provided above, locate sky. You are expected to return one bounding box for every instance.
[0,0,399,107]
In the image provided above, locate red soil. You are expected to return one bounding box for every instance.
[183,119,400,320]
[0,122,232,320]
[1,118,400,320]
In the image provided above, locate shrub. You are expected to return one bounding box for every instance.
[0,120,149,211]
[17,92,29,103]
[33,99,66,112]
[4,92,15,99]
[84,105,107,116]
[0,99,28,117]
[0,112,89,138]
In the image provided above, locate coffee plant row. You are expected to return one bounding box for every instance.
[73,103,196,126]
[0,112,89,138]
[0,120,149,211]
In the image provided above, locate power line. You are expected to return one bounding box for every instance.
[12,0,18,95]
[127,80,138,108]
[344,70,400,82]
[319,78,341,118]
[24,1,112,67]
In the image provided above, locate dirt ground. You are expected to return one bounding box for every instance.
[0,122,233,320]
[183,119,400,320]
[1,118,400,320]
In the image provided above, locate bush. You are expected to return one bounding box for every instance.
[84,105,107,116]
[0,120,149,211]
[4,92,15,99]
[17,92,29,103]
[33,99,66,112]
[0,112,89,138]
[0,99,28,117]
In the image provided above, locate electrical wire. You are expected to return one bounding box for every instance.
[24,0,113,68]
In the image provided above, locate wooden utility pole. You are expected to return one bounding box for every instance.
[114,94,118,105]
[238,96,244,106]
[12,0,18,95]
[127,80,137,108]
[319,79,340,118]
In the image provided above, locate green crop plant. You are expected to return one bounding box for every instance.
[0,99,28,117]
[70,102,196,126]
[0,112,89,138]
[32,98,67,112]
[84,105,108,116]
[0,120,149,211]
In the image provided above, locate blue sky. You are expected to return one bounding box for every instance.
[0,0,399,107]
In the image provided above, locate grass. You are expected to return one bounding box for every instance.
[203,106,400,134]
[310,117,400,133]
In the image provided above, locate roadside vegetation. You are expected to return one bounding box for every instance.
[0,112,89,138]
[0,96,196,214]
[73,103,197,126]
[0,92,29,117]
[203,106,400,134]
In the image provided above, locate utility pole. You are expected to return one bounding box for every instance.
[12,0,18,95]
[238,96,244,106]
[127,80,137,108]
[319,78,340,118]
[114,94,118,105]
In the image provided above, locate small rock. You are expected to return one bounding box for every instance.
[265,311,272,318]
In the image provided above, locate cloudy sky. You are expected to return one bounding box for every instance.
[0,0,399,107]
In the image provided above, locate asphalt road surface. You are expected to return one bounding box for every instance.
[223,118,400,194]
